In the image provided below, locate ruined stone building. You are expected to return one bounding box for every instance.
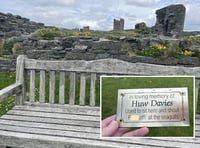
[113,18,124,31]
[153,4,186,36]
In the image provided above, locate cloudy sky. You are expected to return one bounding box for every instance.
[1,0,200,31]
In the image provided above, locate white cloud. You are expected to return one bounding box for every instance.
[0,0,200,31]
[126,0,160,7]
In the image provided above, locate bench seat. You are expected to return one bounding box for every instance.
[0,104,199,148]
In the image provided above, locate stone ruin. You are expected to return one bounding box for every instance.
[153,4,186,36]
[80,26,90,32]
[113,18,124,31]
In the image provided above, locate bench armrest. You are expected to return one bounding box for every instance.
[0,83,22,102]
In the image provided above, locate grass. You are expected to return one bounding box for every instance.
[101,76,195,137]
[0,72,100,116]
[30,27,139,40]
[0,73,16,116]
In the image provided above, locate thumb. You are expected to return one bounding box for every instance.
[102,120,119,137]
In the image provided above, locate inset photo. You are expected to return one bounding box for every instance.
[100,76,195,137]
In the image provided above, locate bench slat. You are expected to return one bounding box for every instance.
[14,105,99,116]
[0,131,148,148]
[59,72,65,104]
[1,114,100,127]
[39,70,45,103]
[69,72,76,105]
[0,125,199,148]
[80,73,86,105]
[90,73,96,106]
[0,124,99,140]
[49,71,55,104]
[29,70,35,102]
[6,110,99,121]
[0,119,99,133]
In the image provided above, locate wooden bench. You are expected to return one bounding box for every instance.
[0,55,199,148]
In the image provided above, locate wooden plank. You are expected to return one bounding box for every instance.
[39,70,45,103]
[0,125,199,148]
[59,72,65,104]
[6,110,99,121]
[49,71,55,104]
[0,83,21,102]
[24,58,200,77]
[29,70,35,103]
[1,115,100,128]
[16,55,26,105]
[0,119,99,133]
[0,131,148,148]
[0,124,99,139]
[90,73,96,106]
[24,102,100,112]
[79,73,86,105]
[69,72,76,105]
[13,105,100,116]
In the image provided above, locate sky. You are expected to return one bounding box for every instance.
[1,0,200,31]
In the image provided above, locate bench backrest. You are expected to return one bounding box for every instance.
[15,55,200,110]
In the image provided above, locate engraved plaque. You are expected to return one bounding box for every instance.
[116,88,190,127]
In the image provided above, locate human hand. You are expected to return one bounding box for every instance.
[102,115,149,137]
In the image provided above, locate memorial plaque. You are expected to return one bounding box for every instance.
[116,88,190,127]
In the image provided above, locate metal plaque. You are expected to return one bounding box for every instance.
[116,88,190,127]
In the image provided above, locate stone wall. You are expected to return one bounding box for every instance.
[0,12,45,38]
[0,35,199,73]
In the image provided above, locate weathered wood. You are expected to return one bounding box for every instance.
[24,58,200,77]
[80,73,86,105]
[15,55,26,105]
[0,83,21,102]
[1,56,200,148]
[39,70,45,103]
[1,114,100,128]
[90,73,96,106]
[14,104,100,116]
[29,70,35,103]
[69,72,76,105]
[59,72,65,104]
[0,119,99,133]
[6,110,99,121]
[49,71,55,104]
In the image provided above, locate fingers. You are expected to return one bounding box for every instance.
[122,127,149,137]
[113,127,131,136]
[102,114,116,128]
[102,120,119,136]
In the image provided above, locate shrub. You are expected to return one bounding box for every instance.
[31,27,69,40]
[187,35,200,43]
[142,45,166,57]
[12,42,22,55]
[3,38,18,55]
[142,43,192,58]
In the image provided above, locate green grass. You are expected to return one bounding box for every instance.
[101,76,195,137]
[0,73,16,116]
[30,27,139,40]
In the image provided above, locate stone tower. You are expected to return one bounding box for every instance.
[113,18,124,31]
[153,4,186,36]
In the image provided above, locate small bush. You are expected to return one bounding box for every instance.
[12,42,22,55]
[3,38,18,55]
[142,43,192,58]
[187,35,200,43]
[31,27,69,40]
